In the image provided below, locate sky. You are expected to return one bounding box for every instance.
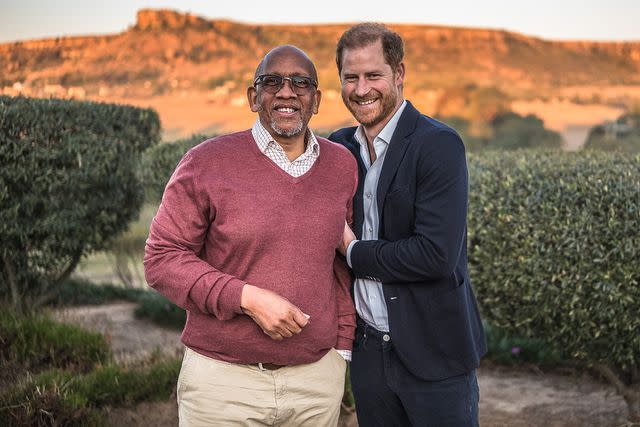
[1,0,639,43]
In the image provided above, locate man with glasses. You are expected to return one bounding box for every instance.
[330,24,486,426]
[144,45,357,426]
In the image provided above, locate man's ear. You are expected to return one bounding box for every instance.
[247,87,260,112]
[313,89,322,115]
[395,62,405,87]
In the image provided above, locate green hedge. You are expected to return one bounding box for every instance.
[141,134,210,202]
[0,96,160,313]
[468,150,640,418]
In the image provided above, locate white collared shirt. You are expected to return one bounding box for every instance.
[251,119,319,177]
[347,100,408,333]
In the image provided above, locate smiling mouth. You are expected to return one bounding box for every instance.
[274,106,299,113]
[354,98,377,106]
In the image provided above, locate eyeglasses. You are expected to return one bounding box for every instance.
[253,74,318,95]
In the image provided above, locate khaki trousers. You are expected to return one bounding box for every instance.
[177,347,346,426]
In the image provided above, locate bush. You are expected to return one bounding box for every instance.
[585,113,640,153]
[438,112,562,151]
[489,112,562,150]
[468,150,640,420]
[47,278,145,307]
[0,310,112,374]
[135,291,186,330]
[75,358,180,405]
[0,96,160,314]
[483,322,564,366]
[141,134,210,202]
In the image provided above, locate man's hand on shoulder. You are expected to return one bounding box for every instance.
[240,284,310,341]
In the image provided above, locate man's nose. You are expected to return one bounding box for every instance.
[276,79,297,98]
[354,79,370,97]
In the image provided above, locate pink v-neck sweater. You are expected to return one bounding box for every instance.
[144,130,358,365]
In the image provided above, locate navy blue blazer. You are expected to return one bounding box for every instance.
[329,101,486,380]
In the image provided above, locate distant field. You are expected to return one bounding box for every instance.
[99,91,628,150]
[75,203,159,287]
[511,99,624,150]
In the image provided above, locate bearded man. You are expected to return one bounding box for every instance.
[330,24,486,427]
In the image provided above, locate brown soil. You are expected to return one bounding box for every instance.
[53,303,631,427]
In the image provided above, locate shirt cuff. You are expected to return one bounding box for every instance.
[335,349,352,362]
[345,240,358,268]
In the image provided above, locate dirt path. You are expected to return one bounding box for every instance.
[53,303,630,426]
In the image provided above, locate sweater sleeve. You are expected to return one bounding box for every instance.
[334,159,358,350]
[143,151,245,320]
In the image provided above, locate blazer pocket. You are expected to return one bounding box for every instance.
[429,280,476,358]
[386,186,410,198]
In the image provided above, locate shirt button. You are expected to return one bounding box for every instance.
[366,192,372,199]
[382,334,391,342]
[368,227,373,233]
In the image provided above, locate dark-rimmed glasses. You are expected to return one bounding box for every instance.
[253,74,318,95]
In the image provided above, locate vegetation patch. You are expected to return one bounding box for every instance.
[134,292,186,330]
[0,96,160,314]
[0,310,112,375]
[0,310,180,426]
[47,278,145,307]
[468,150,640,421]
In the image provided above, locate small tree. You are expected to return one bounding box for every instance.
[0,96,160,313]
[585,113,640,153]
[437,112,562,152]
[489,112,563,150]
[468,151,640,421]
[140,133,208,202]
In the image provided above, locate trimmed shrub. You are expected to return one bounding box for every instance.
[0,96,160,313]
[468,151,640,420]
[141,134,210,202]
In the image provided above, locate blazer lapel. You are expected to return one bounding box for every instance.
[343,131,367,239]
[345,134,367,180]
[376,101,420,217]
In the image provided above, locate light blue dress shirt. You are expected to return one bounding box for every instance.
[346,100,407,333]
